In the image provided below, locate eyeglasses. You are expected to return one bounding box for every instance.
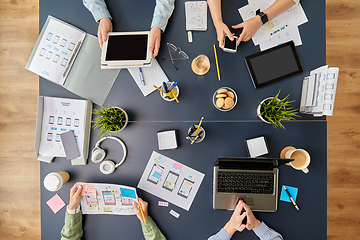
[163,43,189,70]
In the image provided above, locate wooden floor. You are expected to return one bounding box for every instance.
[0,0,358,239]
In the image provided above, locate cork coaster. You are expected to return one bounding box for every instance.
[280,146,296,166]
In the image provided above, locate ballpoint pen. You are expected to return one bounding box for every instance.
[283,186,299,210]
[162,82,169,93]
[63,41,81,78]
[168,82,178,92]
[139,68,145,85]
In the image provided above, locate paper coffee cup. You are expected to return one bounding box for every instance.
[285,149,310,173]
[44,171,70,192]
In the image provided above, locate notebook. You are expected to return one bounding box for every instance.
[213,157,292,212]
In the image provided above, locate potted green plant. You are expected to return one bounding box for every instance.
[92,106,128,138]
[256,90,299,129]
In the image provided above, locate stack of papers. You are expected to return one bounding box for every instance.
[300,65,339,117]
[238,0,308,50]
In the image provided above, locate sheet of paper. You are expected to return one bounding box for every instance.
[280,185,298,202]
[238,0,308,46]
[39,97,88,158]
[137,151,205,211]
[28,18,86,85]
[185,1,207,31]
[259,27,302,51]
[128,59,169,96]
[80,183,137,215]
[46,194,66,214]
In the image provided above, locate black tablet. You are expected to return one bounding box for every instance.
[245,41,303,88]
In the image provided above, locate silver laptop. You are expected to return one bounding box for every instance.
[213,157,292,212]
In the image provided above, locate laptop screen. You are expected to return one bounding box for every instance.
[216,157,275,170]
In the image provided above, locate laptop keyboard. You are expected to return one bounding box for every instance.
[217,171,274,194]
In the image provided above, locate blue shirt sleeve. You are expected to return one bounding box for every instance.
[207,228,232,240]
[253,222,283,240]
[83,0,112,22]
[150,0,175,32]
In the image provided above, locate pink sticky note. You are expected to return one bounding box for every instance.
[46,194,66,214]
[173,162,182,170]
[82,184,97,196]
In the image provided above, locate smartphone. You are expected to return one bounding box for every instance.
[177,179,194,198]
[147,164,164,184]
[162,171,179,191]
[223,35,237,53]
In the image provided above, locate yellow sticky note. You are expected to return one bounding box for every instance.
[264,20,276,32]
[111,189,121,195]
[103,206,113,213]
[88,203,99,210]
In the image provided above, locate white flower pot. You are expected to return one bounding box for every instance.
[109,106,128,134]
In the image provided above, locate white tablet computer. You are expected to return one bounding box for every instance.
[101,31,152,69]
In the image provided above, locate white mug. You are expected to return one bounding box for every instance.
[285,149,310,173]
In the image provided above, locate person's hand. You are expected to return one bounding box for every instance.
[68,183,83,210]
[98,17,113,49]
[223,200,247,235]
[243,202,261,230]
[232,16,262,44]
[133,198,149,221]
[149,27,162,58]
[214,22,234,49]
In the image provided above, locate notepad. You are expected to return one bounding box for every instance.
[280,185,298,203]
[185,1,207,31]
[46,194,66,214]
[157,130,178,150]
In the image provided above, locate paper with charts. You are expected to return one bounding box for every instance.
[79,183,138,215]
[39,97,88,158]
[137,151,205,211]
[238,0,308,46]
[27,18,86,85]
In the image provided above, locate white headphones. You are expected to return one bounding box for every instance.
[91,136,127,174]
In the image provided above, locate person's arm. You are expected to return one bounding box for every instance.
[207,0,234,49]
[253,222,283,240]
[60,184,83,240]
[243,202,283,240]
[149,0,175,57]
[207,200,247,240]
[232,0,297,43]
[83,0,113,48]
[133,198,167,240]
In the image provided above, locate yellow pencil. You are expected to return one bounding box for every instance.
[194,117,204,137]
[171,90,179,103]
[154,85,165,93]
[213,45,221,81]
[137,197,147,225]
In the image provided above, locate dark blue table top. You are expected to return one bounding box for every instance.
[39,0,327,239]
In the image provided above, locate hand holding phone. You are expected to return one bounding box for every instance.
[223,35,238,53]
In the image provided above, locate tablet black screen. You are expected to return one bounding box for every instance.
[105,35,148,61]
[245,41,303,88]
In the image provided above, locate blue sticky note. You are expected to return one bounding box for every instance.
[120,188,136,199]
[152,171,162,179]
[280,185,298,203]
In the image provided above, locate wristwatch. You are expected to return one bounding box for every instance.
[256,11,268,25]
